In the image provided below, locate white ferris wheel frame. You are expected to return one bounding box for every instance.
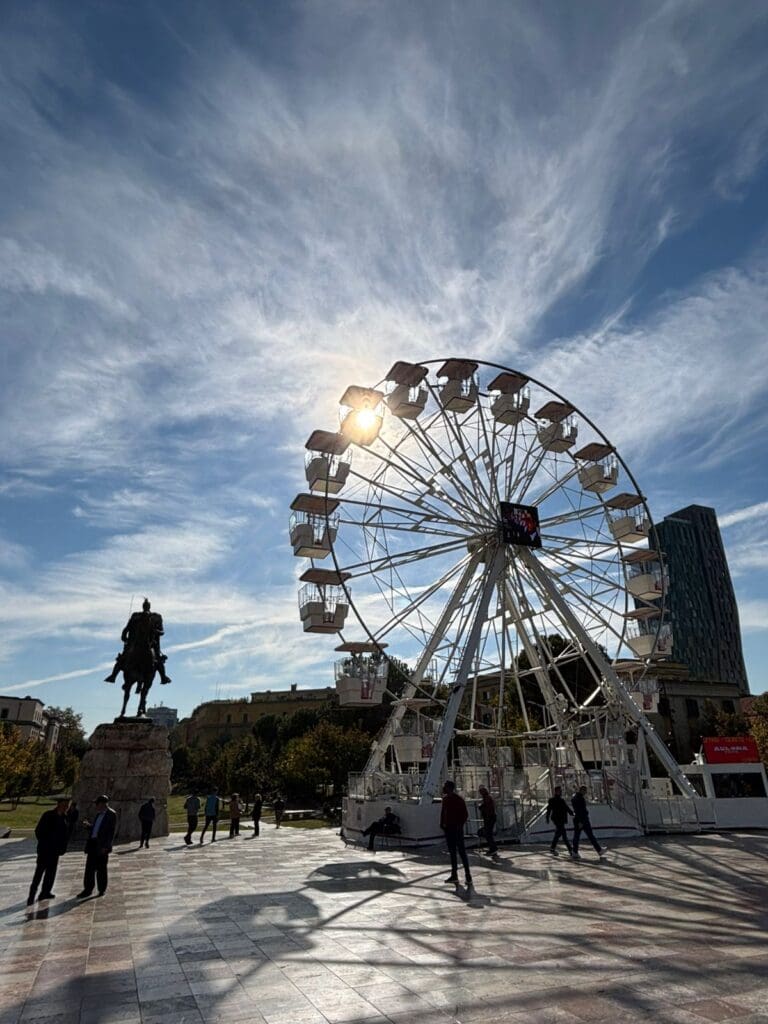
[301,359,694,801]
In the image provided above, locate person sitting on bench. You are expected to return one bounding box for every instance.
[362,807,401,850]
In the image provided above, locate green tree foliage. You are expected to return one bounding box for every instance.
[277,721,371,800]
[0,726,38,806]
[745,694,768,769]
[698,698,749,739]
[47,705,87,789]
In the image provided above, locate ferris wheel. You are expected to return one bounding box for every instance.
[289,359,693,810]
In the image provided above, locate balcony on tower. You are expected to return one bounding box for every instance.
[624,548,667,601]
[606,493,650,544]
[488,371,530,425]
[339,386,385,446]
[298,568,350,634]
[575,442,619,494]
[334,641,388,705]
[384,361,429,420]
[437,359,478,413]
[304,430,351,495]
[289,493,340,559]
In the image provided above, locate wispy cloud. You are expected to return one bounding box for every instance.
[720,501,768,529]
[1,2,768,720]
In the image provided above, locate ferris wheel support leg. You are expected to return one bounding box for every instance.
[364,551,483,774]
[501,578,570,738]
[419,547,507,806]
[517,548,697,799]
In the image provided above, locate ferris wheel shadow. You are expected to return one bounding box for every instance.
[305,860,408,893]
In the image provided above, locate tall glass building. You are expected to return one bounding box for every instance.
[655,505,748,693]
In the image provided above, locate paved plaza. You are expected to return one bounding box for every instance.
[1,827,767,1024]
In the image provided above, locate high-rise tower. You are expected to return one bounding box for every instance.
[655,505,748,693]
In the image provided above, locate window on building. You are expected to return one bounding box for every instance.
[722,699,735,714]
[0,708,8,719]
[685,698,699,719]
[242,714,248,723]
[226,714,232,724]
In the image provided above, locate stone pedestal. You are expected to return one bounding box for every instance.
[72,721,172,843]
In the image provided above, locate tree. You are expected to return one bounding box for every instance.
[698,699,749,740]
[744,695,768,768]
[46,706,86,755]
[277,721,371,800]
[0,725,33,806]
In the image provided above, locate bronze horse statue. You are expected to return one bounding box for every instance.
[105,599,171,718]
[118,640,159,718]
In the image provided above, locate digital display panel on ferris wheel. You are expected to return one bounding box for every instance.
[500,501,542,548]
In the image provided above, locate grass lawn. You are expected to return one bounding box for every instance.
[1,794,334,835]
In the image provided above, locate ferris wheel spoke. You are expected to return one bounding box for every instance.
[405,413,495,524]
[345,468,474,531]
[527,461,582,507]
[338,535,472,578]
[518,555,627,648]
[542,547,624,594]
[420,387,497,513]
[541,533,618,556]
[337,515,469,540]
[538,501,605,529]
[376,433,482,524]
[508,430,550,503]
[474,391,504,507]
[364,551,485,772]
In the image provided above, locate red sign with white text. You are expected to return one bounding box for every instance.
[701,736,760,764]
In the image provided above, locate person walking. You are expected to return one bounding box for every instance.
[441,781,472,888]
[199,788,220,844]
[250,793,262,837]
[478,786,498,856]
[228,793,242,838]
[571,785,607,859]
[27,797,70,905]
[546,785,574,857]
[77,795,117,898]
[183,792,200,845]
[273,795,285,828]
[138,798,156,848]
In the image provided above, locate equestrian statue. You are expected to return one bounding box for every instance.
[104,598,172,718]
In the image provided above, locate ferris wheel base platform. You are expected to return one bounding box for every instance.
[342,791,768,850]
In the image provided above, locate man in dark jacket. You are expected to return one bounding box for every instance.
[27,797,70,905]
[546,785,574,857]
[571,785,606,859]
[362,806,401,851]
[478,786,498,856]
[138,798,156,849]
[77,795,117,898]
[441,781,472,888]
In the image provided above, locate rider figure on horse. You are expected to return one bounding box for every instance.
[104,598,172,685]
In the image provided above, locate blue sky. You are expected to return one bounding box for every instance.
[1,0,767,734]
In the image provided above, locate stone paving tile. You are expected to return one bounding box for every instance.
[2,830,768,1024]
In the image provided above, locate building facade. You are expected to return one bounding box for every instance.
[0,696,61,750]
[655,505,748,692]
[174,684,337,746]
[146,705,179,730]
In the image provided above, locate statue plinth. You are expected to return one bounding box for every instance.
[72,721,172,843]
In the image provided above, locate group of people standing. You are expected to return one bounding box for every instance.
[182,790,286,845]
[27,794,117,905]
